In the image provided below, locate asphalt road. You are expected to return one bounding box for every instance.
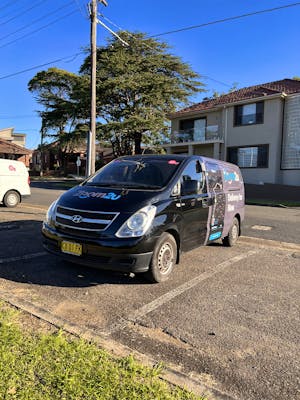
[0,186,299,400]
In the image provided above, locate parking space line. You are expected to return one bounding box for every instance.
[0,252,47,264]
[107,249,260,334]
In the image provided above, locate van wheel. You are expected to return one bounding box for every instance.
[222,217,239,247]
[3,190,20,208]
[146,233,177,283]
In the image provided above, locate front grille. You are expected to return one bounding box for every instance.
[55,205,119,232]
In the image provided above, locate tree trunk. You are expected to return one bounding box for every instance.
[62,151,68,176]
[134,132,142,154]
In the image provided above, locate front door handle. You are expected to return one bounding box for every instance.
[202,198,209,208]
[202,197,213,208]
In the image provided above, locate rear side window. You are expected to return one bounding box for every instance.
[86,159,182,189]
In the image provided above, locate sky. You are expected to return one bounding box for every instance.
[0,0,300,149]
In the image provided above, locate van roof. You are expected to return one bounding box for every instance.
[0,159,25,165]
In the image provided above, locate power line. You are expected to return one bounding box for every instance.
[0,0,23,13]
[99,15,232,86]
[0,52,84,80]
[0,2,299,82]
[0,2,74,42]
[0,10,78,50]
[0,115,36,119]
[100,14,124,32]
[73,0,88,19]
[99,14,153,50]
[0,0,45,27]
[151,2,300,37]
[202,75,232,88]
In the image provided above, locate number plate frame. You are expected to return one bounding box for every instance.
[61,241,82,256]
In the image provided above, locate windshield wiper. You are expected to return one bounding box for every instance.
[85,182,160,189]
[85,182,121,187]
[124,183,161,189]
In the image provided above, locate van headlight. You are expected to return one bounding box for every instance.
[116,205,156,238]
[45,200,58,227]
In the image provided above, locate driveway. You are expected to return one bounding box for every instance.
[0,191,299,400]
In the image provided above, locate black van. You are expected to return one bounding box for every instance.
[42,155,244,282]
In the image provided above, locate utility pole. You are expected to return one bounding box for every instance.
[87,0,107,177]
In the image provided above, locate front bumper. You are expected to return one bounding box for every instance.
[42,224,155,273]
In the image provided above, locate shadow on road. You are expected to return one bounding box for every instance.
[0,220,146,288]
[30,181,79,190]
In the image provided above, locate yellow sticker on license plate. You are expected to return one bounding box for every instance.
[61,241,82,256]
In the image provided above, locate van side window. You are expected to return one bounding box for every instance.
[180,160,205,193]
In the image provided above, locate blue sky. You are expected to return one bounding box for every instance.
[0,0,299,149]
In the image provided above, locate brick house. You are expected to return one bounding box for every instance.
[31,141,113,176]
[0,128,31,167]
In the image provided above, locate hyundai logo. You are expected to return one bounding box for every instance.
[72,215,83,224]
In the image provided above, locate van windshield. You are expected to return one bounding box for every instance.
[85,158,182,189]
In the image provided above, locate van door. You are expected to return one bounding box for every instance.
[179,159,211,251]
[205,162,226,242]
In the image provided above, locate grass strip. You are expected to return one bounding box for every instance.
[0,303,206,400]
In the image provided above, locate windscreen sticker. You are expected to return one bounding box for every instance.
[73,191,121,201]
[168,160,179,165]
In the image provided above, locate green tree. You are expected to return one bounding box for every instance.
[28,67,89,173]
[80,32,204,156]
[29,33,204,159]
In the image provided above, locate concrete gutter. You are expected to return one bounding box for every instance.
[240,236,300,252]
[0,290,237,400]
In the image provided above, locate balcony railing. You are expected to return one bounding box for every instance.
[169,125,223,144]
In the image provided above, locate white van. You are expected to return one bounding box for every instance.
[0,159,31,207]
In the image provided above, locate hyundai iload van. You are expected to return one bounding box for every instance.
[0,159,31,207]
[42,155,245,282]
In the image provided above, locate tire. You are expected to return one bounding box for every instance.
[222,217,239,247]
[3,190,20,208]
[146,232,177,283]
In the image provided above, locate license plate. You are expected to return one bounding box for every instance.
[61,241,82,256]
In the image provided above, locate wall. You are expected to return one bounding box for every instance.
[193,144,214,158]
[279,95,300,185]
[225,97,283,184]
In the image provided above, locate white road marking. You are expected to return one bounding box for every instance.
[251,225,272,231]
[0,252,47,264]
[106,249,260,334]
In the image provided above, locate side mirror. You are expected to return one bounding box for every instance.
[181,179,200,195]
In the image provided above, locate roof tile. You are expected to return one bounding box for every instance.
[172,78,300,117]
[0,139,31,155]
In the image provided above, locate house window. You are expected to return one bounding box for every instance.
[228,145,269,168]
[234,101,264,126]
[180,118,206,141]
[281,96,300,170]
